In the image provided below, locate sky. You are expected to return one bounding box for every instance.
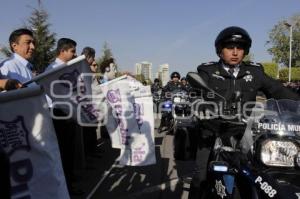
[0,0,299,78]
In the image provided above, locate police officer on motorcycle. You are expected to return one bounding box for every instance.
[180,77,192,92]
[158,72,183,132]
[151,78,162,113]
[188,26,300,199]
[151,78,162,94]
[162,71,182,98]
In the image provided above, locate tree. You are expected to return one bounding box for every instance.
[97,42,118,71]
[279,67,300,81]
[262,62,278,79]
[0,46,12,58]
[135,74,146,82]
[267,14,300,67]
[27,5,56,73]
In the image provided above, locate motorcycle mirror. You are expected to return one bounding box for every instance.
[186,72,226,101]
[186,72,210,90]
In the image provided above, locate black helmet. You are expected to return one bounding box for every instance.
[170,71,181,79]
[181,77,186,81]
[215,26,252,55]
[154,78,160,83]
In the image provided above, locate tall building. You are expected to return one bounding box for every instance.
[159,64,169,86]
[135,61,152,81]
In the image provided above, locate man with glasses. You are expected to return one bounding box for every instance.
[99,57,117,83]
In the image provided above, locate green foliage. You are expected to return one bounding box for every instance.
[135,74,145,82]
[267,13,300,66]
[279,67,300,81]
[262,62,278,79]
[0,46,12,58]
[27,7,56,73]
[96,42,118,74]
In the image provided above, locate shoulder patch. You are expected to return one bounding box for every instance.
[200,61,217,66]
[247,61,263,67]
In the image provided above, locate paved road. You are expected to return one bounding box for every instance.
[72,116,197,199]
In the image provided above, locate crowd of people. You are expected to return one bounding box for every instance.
[1,25,300,199]
[0,28,119,197]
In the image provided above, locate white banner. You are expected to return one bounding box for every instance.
[0,86,69,199]
[30,55,106,126]
[100,75,138,149]
[100,75,156,166]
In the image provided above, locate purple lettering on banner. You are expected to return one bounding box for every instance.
[133,103,143,128]
[0,116,30,155]
[133,143,146,163]
[78,77,86,94]
[107,89,121,103]
[75,96,100,121]
[107,89,131,145]
[58,69,80,91]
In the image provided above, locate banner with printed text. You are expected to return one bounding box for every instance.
[30,55,106,126]
[100,75,156,166]
[0,86,69,199]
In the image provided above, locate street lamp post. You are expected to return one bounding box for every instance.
[284,22,293,83]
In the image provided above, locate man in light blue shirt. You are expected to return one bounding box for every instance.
[46,38,77,71]
[0,28,35,83]
[45,38,77,108]
[45,37,85,196]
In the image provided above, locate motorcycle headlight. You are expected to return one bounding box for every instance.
[260,140,299,167]
[163,103,171,108]
[173,97,181,103]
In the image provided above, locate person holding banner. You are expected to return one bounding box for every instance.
[46,37,84,195]
[81,47,100,157]
[99,57,117,83]
[0,28,35,83]
[46,38,77,71]
[81,46,95,66]
[98,57,118,139]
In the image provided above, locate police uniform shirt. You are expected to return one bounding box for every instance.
[196,61,300,102]
[0,53,33,83]
[222,63,240,78]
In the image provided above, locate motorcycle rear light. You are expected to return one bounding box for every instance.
[260,140,299,167]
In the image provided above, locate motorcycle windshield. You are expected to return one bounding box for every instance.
[241,99,300,153]
[247,99,300,136]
